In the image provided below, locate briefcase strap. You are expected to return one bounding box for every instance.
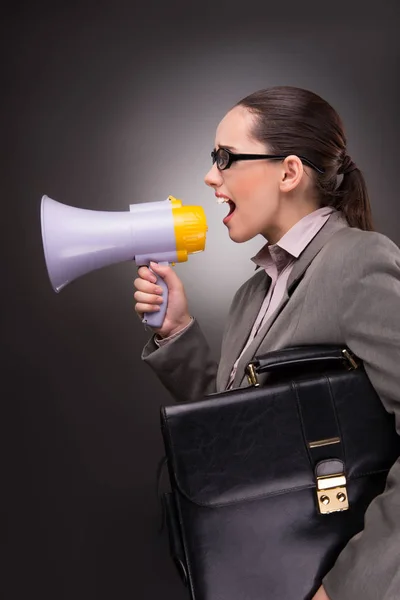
[245,345,359,386]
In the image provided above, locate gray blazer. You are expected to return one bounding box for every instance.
[142,209,400,600]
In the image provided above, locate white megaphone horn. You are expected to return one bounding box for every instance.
[40,194,208,328]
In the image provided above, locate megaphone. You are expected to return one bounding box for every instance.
[40,194,208,328]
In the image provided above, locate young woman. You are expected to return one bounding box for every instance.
[134,86,400,600]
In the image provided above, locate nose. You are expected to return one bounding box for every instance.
[204,163,223,188]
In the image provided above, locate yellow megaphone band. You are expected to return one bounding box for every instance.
[168,196,208,263]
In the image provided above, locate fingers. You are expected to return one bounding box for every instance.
[134,296,162,319]
[134,290,164,306]
[148,261,183,290]
[134,302,161,319]
[134,290,163,316]
[137,262,181,290]
[149,261,171,278]
[134,266,164,319]
[134,277,163,295]
[137,265,157,283]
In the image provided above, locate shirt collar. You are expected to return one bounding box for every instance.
[251,206,335,270]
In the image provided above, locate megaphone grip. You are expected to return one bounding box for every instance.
[142,262,169,329]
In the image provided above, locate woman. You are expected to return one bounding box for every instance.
[134,86,400,600]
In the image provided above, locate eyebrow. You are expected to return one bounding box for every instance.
[215,145,237,151]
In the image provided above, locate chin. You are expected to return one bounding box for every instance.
[227,228,256,244]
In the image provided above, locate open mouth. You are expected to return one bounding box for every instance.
[223,200,236,223]
[227,200,236,215]
[216,195,236,223]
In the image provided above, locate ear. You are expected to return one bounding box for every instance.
[279,155,304,193]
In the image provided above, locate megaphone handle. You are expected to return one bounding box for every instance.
[142,261,169,329]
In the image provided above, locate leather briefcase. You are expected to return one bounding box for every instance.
[159,345,400,600]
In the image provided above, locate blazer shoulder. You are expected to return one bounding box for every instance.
[324,226,400,264]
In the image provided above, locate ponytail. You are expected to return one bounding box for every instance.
[331,168,374,232]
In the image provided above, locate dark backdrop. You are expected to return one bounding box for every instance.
[2,2,399,599]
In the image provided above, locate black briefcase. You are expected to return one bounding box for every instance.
[159,345,400,600]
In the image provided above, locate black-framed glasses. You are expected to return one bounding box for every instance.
[211,147,324,174]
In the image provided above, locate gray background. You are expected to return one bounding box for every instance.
[2,1,399,599]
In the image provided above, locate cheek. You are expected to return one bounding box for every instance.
[231,172,265,202]
[227,165,280,219]
[234,174,276,212]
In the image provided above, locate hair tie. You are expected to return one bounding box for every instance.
[338,154,357,175]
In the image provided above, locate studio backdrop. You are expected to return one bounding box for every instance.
[2,2,399,599]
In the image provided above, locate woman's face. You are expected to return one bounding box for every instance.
[204,105,286,244]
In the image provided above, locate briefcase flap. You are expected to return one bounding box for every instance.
[160,371,399,508]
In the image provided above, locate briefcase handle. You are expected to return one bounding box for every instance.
[245,345,359,387]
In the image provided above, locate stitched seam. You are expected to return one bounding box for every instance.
[293,379,315,469]
[175,481,316,508]
[326,374,347,465]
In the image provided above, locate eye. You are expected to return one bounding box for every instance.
[217,148,229,169]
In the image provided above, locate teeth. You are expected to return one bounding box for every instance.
[216,197,229,204]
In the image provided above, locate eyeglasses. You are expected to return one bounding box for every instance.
[211,147,324,174]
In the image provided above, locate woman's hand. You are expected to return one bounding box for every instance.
[312,585,331,600]
[133,261,191,339]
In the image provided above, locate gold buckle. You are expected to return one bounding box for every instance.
[316,473,349,514]
[341,348,359,370]
[245,363,259,387]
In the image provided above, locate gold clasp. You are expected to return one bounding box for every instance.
[245,363,260,387]
[316,473,349,514]
[341,348,359,370]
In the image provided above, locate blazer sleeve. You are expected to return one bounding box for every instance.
[323,232,400,600]
[140,271,257,402]
[141,317,219,403]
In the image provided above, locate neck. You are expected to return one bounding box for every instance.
[263,200,321,245]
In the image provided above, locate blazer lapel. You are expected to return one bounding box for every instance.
[232,210,349,388]
[217,269,271,391]
[286,210,347,296]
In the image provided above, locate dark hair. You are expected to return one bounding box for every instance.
[236,86,374,231]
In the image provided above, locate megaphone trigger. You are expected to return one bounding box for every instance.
[142,261,169,329]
